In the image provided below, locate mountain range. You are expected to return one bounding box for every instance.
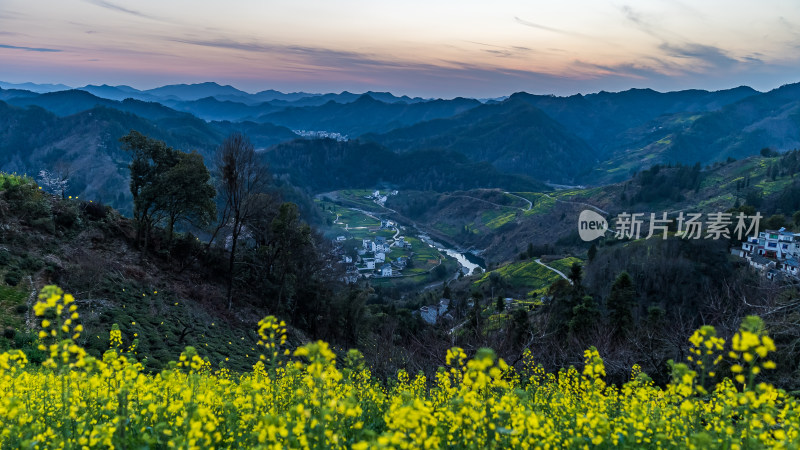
[2,80,800,209]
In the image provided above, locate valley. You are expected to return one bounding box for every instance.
[2,80,800,440]
[5,0,800,446]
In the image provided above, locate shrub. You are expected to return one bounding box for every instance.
[80,200,108,221]
[30,217,55,234]
[3,268,22,286]
[53,202,79,229]
[0,249,10,266]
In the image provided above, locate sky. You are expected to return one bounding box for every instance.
[1,0,799,98]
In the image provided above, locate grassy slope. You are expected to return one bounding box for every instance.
[0,179,270,372]
[473,257,578,292]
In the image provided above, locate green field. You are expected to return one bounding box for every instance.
[482,210,517,229]
[474,260,561,290]
[523,194,556,216]
[432,222,467,239]
[324,208,380,239]
[501,193,531,209]
[0,284,27,330]
[335,189,389,211]
[548,256,583,275]
[509,192,546,203]
[403,236,441,272]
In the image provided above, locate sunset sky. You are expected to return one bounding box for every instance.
[1,0,799,98]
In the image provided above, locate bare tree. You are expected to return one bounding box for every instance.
[215,133,270,310]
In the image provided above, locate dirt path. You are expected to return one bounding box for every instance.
[542,193,609,215]
[535,258,572,285]
[504,192,532,211]
[24,275,38,329]
[442,194,529,212]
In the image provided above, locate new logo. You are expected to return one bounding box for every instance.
[578,210,608,241]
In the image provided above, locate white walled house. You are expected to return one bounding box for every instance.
[750,255,776,271]
[737,236,759,258]
[782,258,799,277]
[380,263,393,277]
[738,230,799,280]
[757,229,799,259]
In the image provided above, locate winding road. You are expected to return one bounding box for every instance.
[535,258,572,285]
[541,193,609,215]
[504,192,532,211]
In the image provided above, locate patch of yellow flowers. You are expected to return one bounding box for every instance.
[1,285,798,449]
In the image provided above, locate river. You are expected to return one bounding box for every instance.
[341,204,486,276]
[417,233,485,275]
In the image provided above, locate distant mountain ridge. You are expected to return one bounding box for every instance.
[262,138,546,193]
[364,97,597,183]
[0,81,72,93]
[3,79,800,191]
[506,86,760,154]
[258,94,481,136]
[0,98,297,212]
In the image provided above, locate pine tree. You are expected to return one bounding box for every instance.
[607,271,636,336]
[569,295,600,336]
[588,243,597,262]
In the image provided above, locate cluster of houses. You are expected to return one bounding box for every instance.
[365,190,398,207]
[292,130,348,141]
[734,228,800,281]
[355,234,412,278]
[334,219,415,283]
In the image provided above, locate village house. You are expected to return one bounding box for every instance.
[419,299,451,324]
[781,258,799,277]
[362,258,375,270]
[736,228,799,281]
[375,252,386,263]
[380,263,393,277]
[749,254,776,271]
[734,236,759,258]
[767,268,781,281]
[756,228,800,259]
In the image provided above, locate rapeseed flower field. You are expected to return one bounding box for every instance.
[1,285,798,448]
